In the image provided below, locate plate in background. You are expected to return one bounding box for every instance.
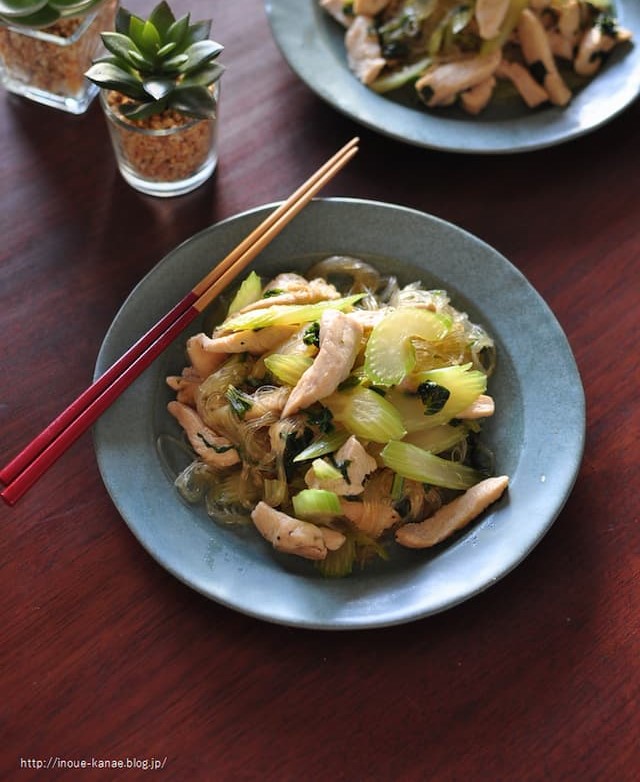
[94,198,585,629]
[265,0,640,153]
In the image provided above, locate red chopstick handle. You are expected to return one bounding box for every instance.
[1,304,200,506]
[0,292,198,488]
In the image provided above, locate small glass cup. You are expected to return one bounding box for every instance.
[99,86,220,197]
[0,0,118,115]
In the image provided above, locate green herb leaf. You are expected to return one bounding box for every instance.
[302,322,320,347]
[292,429,349,463]
[306,405,334,434]
[225,385,253,420]
[417,380,450,415]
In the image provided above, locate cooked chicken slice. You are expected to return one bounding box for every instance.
[547,30,575,61]
[345,15,386,85]
[545,0,583,60]
[475,0,510,40]
[281,309,363,418]
[167,401,240,468]
[396,475,509,548]
[415,50,501,108]
[238,274,340,313]
[574,20,632,77]
[518,9,571,106]
[166,366,202,406]
[186,333,228,378]
[496,59,549,108]
[265,273,308,292]
[198,325,297,355]
[354,0,390,15]
[457,394,495,419]
[557,0,582,40]
[460,76,496,114]
[305,435,377,496]
[340,469,399,538]
[251,501,346,561]
[345,308,386,332]
[320,0,353,27]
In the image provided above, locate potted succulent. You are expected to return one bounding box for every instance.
[85,1,225,197]
[0,0,118,114]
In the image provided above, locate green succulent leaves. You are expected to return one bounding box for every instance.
[0,0,101,28]
[85,1,224,121]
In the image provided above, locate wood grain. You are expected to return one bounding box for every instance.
[1,1,639,780]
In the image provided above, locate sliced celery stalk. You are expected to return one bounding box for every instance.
[220,294,364,332]
[412,362,474,384]
[293,430,350,463]
[390,364,487,430]
[428,4,473,56]
[370,56,432,93]
[264,354,313,386]
[311,458,343,482]
[391,472,404,501]
[364,307,450,386]
[324,386,407,443]
[381,441,481,490]
[292,489,342,520]
[226,271,263,315]
[403,424,468,454]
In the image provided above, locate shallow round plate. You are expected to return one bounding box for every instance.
[265,0,640,153]
[94,198,585,629]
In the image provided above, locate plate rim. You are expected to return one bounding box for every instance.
[264,0,640,154]
[93,197,586,629]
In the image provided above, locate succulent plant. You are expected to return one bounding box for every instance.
[85,0,224,121]
[0,0,102,28]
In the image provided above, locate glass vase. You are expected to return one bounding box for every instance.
[0,0,117,115]
[100,86,220,198]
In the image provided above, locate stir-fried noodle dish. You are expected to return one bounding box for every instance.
[319,0,632,115]
[165,258,509,577]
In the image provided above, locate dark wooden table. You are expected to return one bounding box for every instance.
[2,1,639,780]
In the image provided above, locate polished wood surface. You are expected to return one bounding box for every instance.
[1,1,639,779]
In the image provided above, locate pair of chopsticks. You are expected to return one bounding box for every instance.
[1,137,360,506]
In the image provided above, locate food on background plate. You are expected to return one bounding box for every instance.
[320,0,632,114]
[165,258,508,577]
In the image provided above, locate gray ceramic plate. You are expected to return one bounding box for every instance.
[265,0,640,153]
[94,198,585,629]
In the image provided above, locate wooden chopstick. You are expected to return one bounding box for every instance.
[0,138,359,505]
